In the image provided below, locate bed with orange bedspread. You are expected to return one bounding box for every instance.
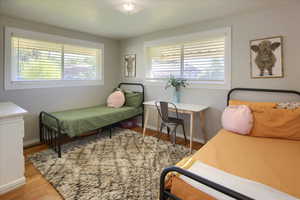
[167,129,300,200]
[160,88,300,200]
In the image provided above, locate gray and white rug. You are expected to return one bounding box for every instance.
[29,128,191,200]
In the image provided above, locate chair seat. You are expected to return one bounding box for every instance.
[166,117,184,124]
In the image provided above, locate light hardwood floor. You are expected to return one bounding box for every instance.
[0,127,203,200]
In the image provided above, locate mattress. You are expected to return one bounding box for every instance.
[43,105,143,137]
[168,129,300,199]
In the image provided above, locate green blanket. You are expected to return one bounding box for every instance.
[43,105,142,137]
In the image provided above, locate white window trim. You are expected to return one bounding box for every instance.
[4,27,105,90]
[143,27,231,90]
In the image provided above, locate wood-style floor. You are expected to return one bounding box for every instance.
[0,127,203,200]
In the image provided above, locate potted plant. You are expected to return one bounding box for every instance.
[165,75,188,103]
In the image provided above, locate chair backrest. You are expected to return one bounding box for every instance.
[155,101,179,122]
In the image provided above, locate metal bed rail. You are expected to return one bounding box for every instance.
[227,88,300,105]
[118,82,145,128]
[160,167,254,200]
[39,111,62,157]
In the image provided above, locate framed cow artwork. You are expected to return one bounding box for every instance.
[124,54,136,78]
[250,36,283,78]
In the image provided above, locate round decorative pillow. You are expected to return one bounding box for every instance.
[221,105,253,135]
[107,91,125,108]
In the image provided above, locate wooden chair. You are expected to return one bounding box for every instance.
[155,101,187,145]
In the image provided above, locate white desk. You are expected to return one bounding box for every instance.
[142,101,208,152]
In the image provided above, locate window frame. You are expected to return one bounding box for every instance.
[144,27,231,90]
[4,27,104,90]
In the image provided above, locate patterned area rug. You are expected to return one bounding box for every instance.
[29,128,191,200]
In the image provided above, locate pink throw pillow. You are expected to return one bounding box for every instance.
[107,91,125,108]
[221,105,253,135]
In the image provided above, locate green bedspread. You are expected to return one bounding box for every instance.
[43,105,142,138]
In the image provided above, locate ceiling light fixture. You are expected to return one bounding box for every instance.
[123,1,135,13]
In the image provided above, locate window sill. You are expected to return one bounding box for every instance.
[144,79,231,90]
[5,80,104,90]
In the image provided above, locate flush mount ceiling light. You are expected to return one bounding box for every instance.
[123,1,136,14]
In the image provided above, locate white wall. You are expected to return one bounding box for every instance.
[0,15,121,146]
[120,3,300,141]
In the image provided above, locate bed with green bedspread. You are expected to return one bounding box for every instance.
[39,82,145,157]
[43,105,142,137]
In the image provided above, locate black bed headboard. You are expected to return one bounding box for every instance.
[118,82,145,103]
[227,88,300,106]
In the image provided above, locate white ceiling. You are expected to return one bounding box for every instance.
[0,0,297,39]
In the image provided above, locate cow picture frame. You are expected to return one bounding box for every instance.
[250,36,283,78]
[124,54,136,77]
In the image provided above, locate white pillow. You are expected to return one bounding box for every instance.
[107,91,125,108]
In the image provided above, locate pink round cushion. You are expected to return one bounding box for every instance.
[107,91,125,108]
[221,105,253,135]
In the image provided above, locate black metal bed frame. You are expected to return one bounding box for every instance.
[39,82,144,158]
[160,87,300,200]
[227,88,300,105]
[160,167,254,200]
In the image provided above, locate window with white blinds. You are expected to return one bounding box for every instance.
[11,37,101,81]
[5,27,103,90]
[145,28,231,88]
[147,37,225,81]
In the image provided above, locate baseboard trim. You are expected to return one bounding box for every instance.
[0,177,26,195]
[23,138,40,148]
[138,123,205,144]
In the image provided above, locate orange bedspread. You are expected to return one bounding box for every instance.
[170,129,300,199]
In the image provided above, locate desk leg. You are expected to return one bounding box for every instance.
[143,107,150,138]
[200,111,207,144]
[157,110,161,133]
[189,112,194,153]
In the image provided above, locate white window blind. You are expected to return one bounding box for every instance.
[64,44,99,80]
[150,44,181,78]
[12,37,62,81]
[183,38,225,81]
[11,37,101,81]
[146,36,226,82]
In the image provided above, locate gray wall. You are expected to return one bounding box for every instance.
[2,3,300,145]
[0,15,121,146]
[120,3,300,141]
